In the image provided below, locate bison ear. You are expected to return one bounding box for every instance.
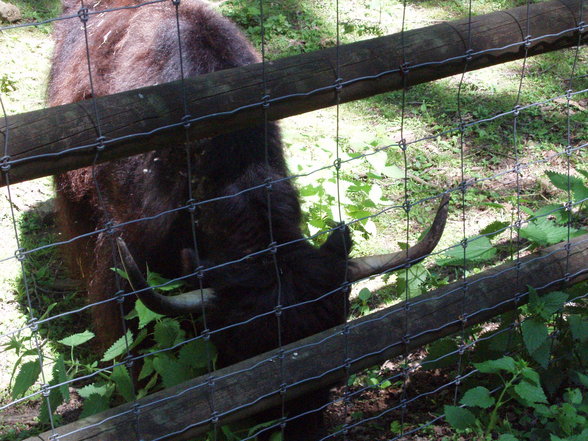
[320,223,352,257]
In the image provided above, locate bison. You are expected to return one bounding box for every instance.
[49,0,448,438]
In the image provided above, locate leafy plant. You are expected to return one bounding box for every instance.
[7,270,217,424]
[441,285,588,440]
[445,356,588,441]
[519,170,588,248]
[348,365,397,391]
[291,140,400,243]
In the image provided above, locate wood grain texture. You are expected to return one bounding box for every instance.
[27,236,588,441]
[1,0,586,187]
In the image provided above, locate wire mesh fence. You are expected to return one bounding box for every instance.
[0,0,587,440]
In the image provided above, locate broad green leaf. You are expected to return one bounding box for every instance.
[423,338,459,370]
[298,184,320,197]
[147,272,184,292]
[489,330,520,353]
[529,340,551,368]
[565,388,582,405]
[154,319,184,349]
[54,354,70,402]
[532,291,568,320]
[39,383,63,425]
[80,394,110,418]
[546,170,574,191]
[58,330,95,347]
[111,365,135,402]
[522,319,549,355]
[546,170,588,203]
[111,267,129,281]
[368,183,384,205]
[179,339,218,369]
[576,371,588,387]
[137,372,159,399]
[12,360,41,399]
[534,204,568,225]
[474,356,516,374]
[77,382,113,399]
[460,386,495,409]
[514,381,548,404]
[365,151,388,176]
[357,288,371,303]
[138,357,154,381]
[396,264,428,296]
[383,165,404,179]
[130,327,149,351]
[135,299,164,329]
[520,367,541,386]
[568,315,588,342]
[101,330,133,362]
[444,405,477,430]
[153,355,192,388]
[520,218,579,246]
[439,236,496,265]
[480,221,510,239]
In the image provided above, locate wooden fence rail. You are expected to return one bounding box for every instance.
[0,0,586,187]
[27,236,588,441]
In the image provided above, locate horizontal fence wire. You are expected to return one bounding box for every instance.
[0,0,586,440]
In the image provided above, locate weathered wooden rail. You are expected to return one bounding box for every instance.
[27,236,588,441]
[1,0,586,187]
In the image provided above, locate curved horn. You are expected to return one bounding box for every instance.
[116,237,216,316]
[348,193,450,282]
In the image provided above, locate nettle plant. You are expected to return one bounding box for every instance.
[7,271,216,425]
[442,285,588,441]
[288,137,403,245]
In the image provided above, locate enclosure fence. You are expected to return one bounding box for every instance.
[0,0,587,440]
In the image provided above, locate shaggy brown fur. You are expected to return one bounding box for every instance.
[49,1,351,438]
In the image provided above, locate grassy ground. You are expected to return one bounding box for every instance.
[0,0,586,439]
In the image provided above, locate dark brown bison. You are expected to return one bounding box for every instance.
[49,0,448,438]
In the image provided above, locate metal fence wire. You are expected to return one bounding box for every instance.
[0,0,587,440]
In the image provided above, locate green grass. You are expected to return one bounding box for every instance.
[7,0,61,23]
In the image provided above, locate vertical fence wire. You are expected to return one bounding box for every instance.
[258,0,289,438]
[452,0,473,412]
[333,1,354,440]
[78,0,141,436]
[397,0,411,436]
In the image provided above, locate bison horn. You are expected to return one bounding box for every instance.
[116,237,216,316]
[348,193,450,282]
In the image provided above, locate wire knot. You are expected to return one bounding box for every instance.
[261,94,271,109]
[465,48,474,62]
[96,135,107,152]
[78,7,89,23]
[182,114,192,129]
[0,155,10,172]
